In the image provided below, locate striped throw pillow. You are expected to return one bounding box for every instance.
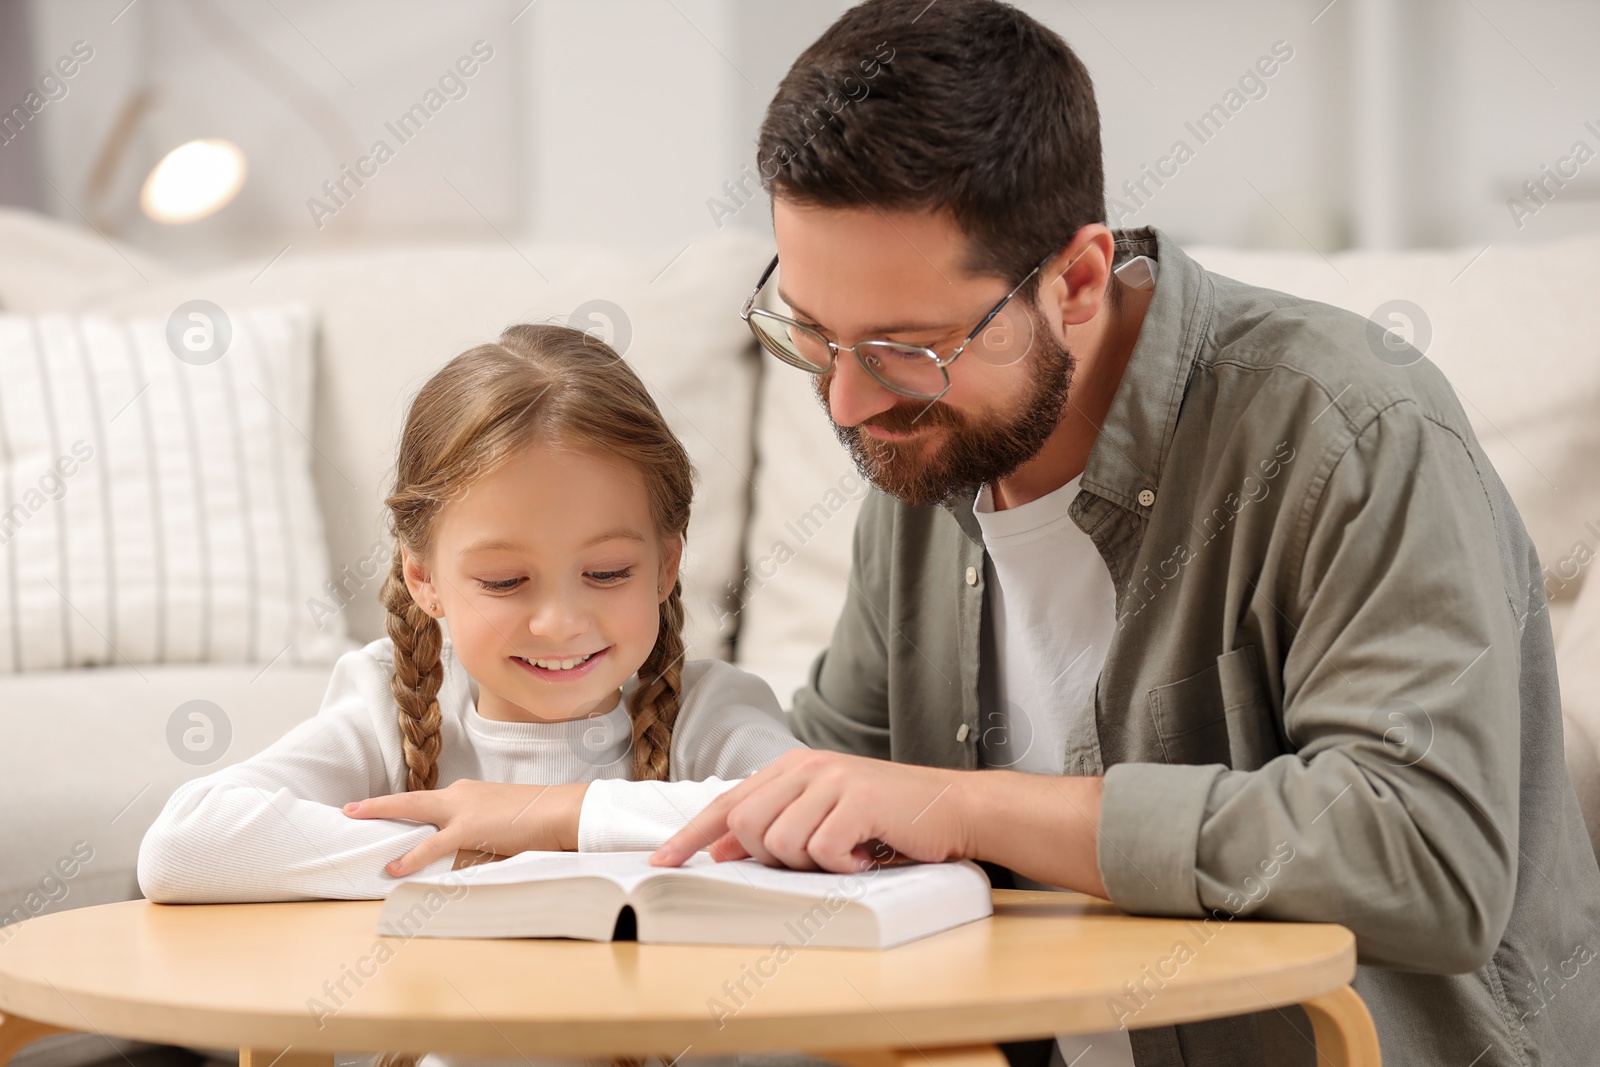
[0,303,352,671]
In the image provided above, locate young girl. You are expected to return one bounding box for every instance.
[137,322,806,903]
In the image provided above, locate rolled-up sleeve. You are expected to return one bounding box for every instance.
[1099,400,1523,974]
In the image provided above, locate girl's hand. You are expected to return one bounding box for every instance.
[344,780,589,878]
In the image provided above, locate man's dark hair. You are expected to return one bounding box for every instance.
[759,0,1114,307]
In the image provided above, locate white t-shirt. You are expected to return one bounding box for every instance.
[972,472,1116,778]
[972,473,1135,1067]
[137,637,805,903]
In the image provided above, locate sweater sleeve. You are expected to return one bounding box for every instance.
[577,660,807,851]
[136,647,456,902]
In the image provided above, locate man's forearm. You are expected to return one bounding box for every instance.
[957,769,1106,897]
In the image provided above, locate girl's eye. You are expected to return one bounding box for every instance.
[588,568,633,584]
[477,577,523,592]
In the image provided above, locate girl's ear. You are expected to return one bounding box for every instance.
[401,547,442,618]
[657,534,683,602]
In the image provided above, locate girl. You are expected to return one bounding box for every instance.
[137,322,806,903]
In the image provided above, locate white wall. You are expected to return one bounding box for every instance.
[25,0,525,266]
[15,0,1600,267]
[522,0,744,245]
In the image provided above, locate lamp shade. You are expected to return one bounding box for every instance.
[139,138,247,224]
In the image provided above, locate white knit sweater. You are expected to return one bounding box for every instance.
[137,638,805,902]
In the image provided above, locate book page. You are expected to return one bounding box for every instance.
[397,848,717,891]
[638,857,994,948]
[652,857,987,909]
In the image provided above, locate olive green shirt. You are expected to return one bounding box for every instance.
[786,225,1600,1066]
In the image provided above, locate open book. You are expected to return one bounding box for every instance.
[377,850,994,949]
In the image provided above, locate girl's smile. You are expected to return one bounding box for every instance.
[511,645,610,681]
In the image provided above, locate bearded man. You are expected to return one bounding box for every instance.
[655,3,1600,1065]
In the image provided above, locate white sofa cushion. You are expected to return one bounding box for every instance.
[0,304,351,670]
[0,208,169,314]
[737,343,870,704]
[86,232,776,662]
[0,663,336,927]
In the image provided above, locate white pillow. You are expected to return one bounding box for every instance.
[0,303,352,671]
[0,207,169,314]
[734,269,868,703]
[737,351,868,704]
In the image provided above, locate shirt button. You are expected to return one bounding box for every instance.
[965,565,978,586]
[956,723,971,742]
[1138,488,1156,507]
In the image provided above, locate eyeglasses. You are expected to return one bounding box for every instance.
[739,246,1063,401]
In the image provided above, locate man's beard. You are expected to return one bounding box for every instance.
[816,310,1077,509]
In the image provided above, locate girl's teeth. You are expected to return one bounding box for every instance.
[530,652,594,671]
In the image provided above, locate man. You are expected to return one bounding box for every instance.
[652,1,1600,1064]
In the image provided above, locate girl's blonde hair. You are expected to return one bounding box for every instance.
[378,322,695,792]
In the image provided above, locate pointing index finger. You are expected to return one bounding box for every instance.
[651,782,746,865]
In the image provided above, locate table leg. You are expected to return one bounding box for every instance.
[808,1044,1008,1067]
[0,1012,73,1067]
[1301,985,1382,1067]
[239,1048,335,1067]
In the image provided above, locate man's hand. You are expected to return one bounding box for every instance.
[649,750,974,873]
[344,780,588,878]
[650,751,1108,896]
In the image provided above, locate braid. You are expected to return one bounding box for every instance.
[368,555,443,1067]
[626,577,686,782]
[379,547,444,793]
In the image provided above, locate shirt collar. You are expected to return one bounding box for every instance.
[938,225,1213,540]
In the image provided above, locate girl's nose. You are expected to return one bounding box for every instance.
[524,590,587,643]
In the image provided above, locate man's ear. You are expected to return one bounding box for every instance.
[401,547,442,618]
[658,534,684,602]
[1044,224,1118,329]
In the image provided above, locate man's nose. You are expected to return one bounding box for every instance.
[824,349,900,429]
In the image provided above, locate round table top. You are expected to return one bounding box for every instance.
[0,891,1355,1057]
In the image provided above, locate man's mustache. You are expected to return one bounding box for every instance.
[855,400,961,435]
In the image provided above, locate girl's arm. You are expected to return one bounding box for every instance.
[578,659,808,851]
[342,660,806,869]
[136,647,457,902]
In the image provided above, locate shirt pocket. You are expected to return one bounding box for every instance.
[1147,644,1279,769]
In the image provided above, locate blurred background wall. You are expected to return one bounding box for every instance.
[3,0,1598,269]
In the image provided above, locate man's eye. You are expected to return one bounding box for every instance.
[476,577,523,592]
[588,568,634,583]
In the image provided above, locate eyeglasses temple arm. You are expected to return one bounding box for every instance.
[951,240,1095,356]
[951,258,1047,358]
[742,254,781,317]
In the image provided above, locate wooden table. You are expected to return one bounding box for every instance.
[0,890,1378,1067]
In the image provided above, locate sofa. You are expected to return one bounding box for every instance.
[2,206,1597,1067]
